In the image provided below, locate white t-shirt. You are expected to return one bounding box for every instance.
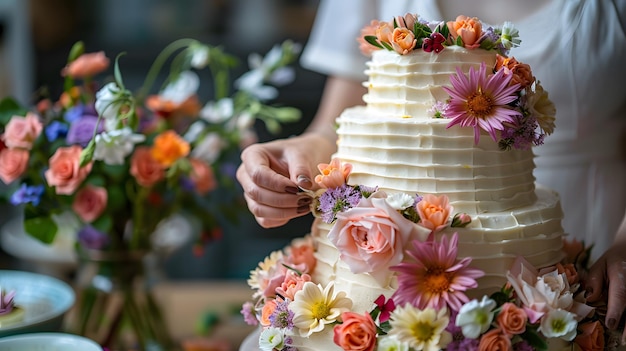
[301,0,626,258]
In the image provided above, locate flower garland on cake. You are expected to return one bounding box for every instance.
[242,158,616,351]
[360,13,556,151]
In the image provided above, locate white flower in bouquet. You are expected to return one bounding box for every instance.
[94,82,125,130]
[94,127,146,165]
[455,295,497,339]
[159,70,200,104]
[259,327,288,351]
[191,132,226,165]
[200,98,234,123]
[538,308,578,341]
[386,193,415,210]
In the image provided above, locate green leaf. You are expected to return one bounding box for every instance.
[364,36,384,49]
[106,185,127,212]
[263,118,281,134]
[67,41,85,63]
[456,36,464,47]
[102,163,127,180]
[23,216,58,244]
[113,52,127,90]
[79,140,96,167]
[0,97,26,125]
[92,214,113,233]
[521,329,548,351]
[380,41,394,51]
[271,106,301,123]
[435,23,450,41]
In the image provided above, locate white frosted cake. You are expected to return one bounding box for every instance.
[242,13,608,351]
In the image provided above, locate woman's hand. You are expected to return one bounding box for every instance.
[236,133,336,228]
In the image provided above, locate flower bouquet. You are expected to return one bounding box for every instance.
[0,38,301,349]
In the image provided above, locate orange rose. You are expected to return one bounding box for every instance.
[2,112,43,149]
[151,130,190,167]
[314,158,352,189]
[62,51,110,78]
[130,146,165,187]
[72,185,108,222]
[447,15,483,49]
[416,194,453,233]
[286,241,316,274]
[145,95,201,119]
[496,302,527,336]
[375,21,394,45]
[561,238,586,265]
[189,158,216,195]
[333,312,377,351]
[495,55,535,89]
[0,148,29,184]
[44,145,92,195]
[260,299,277,327]
[390,27,417,55]
[477,328,512,351]
[574,320,605,351]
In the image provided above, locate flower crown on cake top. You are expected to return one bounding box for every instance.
[359,13,556,151]
[243,159,615,351]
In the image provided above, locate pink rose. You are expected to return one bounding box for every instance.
[44,145,92,195]
[275,271,311,301]
[416,194,453,233]
[0,148,29,184]
[72,185,108,222]
[333,312,377,351]
[2,113,43,149]
[286,238,317,274]
[61,51,110,78]
[328,194,428,275]
[130,146,165,187]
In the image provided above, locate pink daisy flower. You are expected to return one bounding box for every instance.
[390,233,484,312]
[443,62,521,144]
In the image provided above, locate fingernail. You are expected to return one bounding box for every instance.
[297,205,310,214]
[285,186,299,194]
[297,175,313,188]
[607,318,617,330]
[297,197,312,206]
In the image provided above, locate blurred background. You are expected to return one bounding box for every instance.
[0,0,324,280]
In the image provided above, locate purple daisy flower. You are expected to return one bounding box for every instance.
[443,62,521,144]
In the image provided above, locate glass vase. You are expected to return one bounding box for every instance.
[70,248,174,351]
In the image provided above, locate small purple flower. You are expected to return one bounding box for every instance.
[240,301,258,326]
[67,115,104,147]
[0,289,16,315]
[269,299,294,330]
[77,225,109,250]
[513,340,535,351]
[500,114,544,150]
[318,184,362,223]
[45,120,69,142]
[64,104,96,123]
[10,183,45,206]
[446,338,479,351]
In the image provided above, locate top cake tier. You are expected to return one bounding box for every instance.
[363,46,496,118]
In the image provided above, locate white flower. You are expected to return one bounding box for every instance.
[160,70,199,104]
[526,81,556,135]
[455,296,497,339]
[95,82,124,129]
[290,282,352,337]
[259,327,286,351]
[189,43,210,69]
[93,127,145,165]
[183,121,205,143]
[538,309,578,341]
[377,335,410,351]
[535,269,574,311]
[500,22,521,49]
[235,111,255,131]
[247,250,284,299]
[386,193,415,210]
[191,132,226,164]
[200,98,234,123]
[387,304,451,351]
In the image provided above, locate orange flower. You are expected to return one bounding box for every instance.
[561,238,587,265]
[260,299,277,327]
[416,194,452,233]
[62,51,110,79]
[130,146,165,187]
[496,302,527,336]
[574,320,605,351]
[150,130,190,167]
[390,27,417,55]
[555,262,579,286]
[189,158,216,195]
[447,15,483,49]
[72,185,108,223]
[357,20,381,56]
[495,55,535,89]
[0,148,29,184]
[314,158,352,189]
[145,95,201,119]
[477,328,512,351]
[333,311,377,351]
[58,86,83,108]
[44,145,92,195]
[375,21,394,44]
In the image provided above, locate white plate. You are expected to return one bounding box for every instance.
[0,270,75,337]
[0,332,102,351]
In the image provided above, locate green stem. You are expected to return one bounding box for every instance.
[123,288,147,350]
[137,38,198,101]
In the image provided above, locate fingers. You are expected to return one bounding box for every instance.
[243,193,311,228]
[605,260,626,332]
[584,258,606,303]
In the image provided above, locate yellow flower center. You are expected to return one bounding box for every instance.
[424,266,452,294]
[466,91,493,118]
[411,321,435,341]
[311,301,330,320]
[551,318,566,333]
